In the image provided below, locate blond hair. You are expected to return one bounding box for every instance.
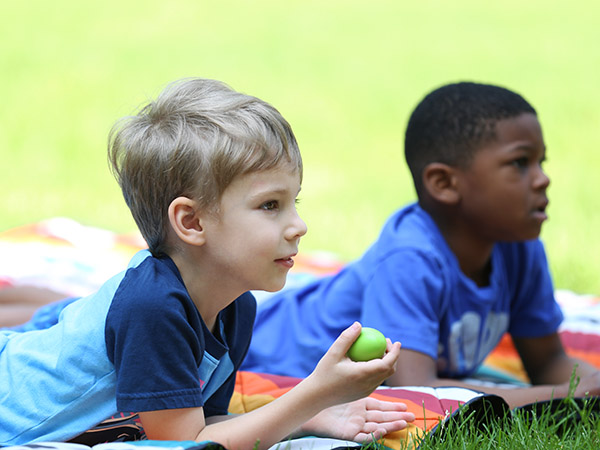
[108,78,302,255]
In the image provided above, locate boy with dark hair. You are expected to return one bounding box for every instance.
[242,81,600,408]
[0,78,414,448]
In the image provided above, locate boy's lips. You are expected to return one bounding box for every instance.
[532,198,549,222]
[275,253,296,269]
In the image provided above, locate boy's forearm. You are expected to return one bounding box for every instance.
[533,355,598,385]
[478,384,569,410]
[422,376,570,409]
[197,376,333,450]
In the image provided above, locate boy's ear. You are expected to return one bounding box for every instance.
[168,197,206,246]
[422,163,460,205]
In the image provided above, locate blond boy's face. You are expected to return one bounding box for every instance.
[201,165,307,293]
[455,112,550,243]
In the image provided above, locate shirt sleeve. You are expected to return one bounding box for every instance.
[105,280,206,413]
[506,240,564,338]
[360,249,447,359]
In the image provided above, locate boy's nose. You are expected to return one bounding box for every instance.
[533,166,550,190]
[287,211,307,240]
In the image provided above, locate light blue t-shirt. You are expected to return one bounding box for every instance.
[0,250,255,445]
[242,203,563,379]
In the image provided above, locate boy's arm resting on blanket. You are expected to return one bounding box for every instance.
[0,286,67,328]
[388,337,600,410]
[139,323,413,450]
[513,333,600,393]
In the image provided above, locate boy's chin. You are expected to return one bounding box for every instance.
[260,280,288,293]
[501,230,542,243]
[264,286,286,293]
[524,226,544,241]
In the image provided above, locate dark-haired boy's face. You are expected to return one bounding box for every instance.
[455,113,550,242]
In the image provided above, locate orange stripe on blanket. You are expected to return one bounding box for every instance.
[290,252,344,277]
[229,371,297,414]
[483,334,529,383]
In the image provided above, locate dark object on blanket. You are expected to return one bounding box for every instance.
[427,394,511,444]
[65,413,228,449]
[514,396,600,437]
[67,413,145,445]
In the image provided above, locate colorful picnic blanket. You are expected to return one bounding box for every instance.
[229,371,510,449]
[1,218,599,450]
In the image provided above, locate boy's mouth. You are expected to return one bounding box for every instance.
[275,254,296,269]
[532,199,549,221]
[536,198,549,212]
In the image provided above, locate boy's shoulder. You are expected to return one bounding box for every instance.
[374,202,449,256]
[349,203,457,284]
[102,250,194,327]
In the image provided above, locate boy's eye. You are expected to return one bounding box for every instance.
[261,200,279,211]
[512,157,529,168]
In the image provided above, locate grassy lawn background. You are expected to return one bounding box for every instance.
[1,0,598,294]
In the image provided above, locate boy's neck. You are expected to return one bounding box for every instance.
[169,250,241,334]
[424,204,494,287]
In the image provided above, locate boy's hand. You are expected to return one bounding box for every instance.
[570,371,600,398]
[309,322,401,405]
[300,397,415,443]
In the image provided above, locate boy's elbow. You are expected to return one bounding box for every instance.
[385,367,439,387]
[390,348,440,386]
[526,353,581,385]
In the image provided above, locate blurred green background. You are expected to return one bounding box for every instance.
[1,0,598,294]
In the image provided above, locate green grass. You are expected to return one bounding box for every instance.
[1,0,599,294]
[409,397,600,450]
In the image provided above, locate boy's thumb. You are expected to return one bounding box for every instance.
[337,321,362,354]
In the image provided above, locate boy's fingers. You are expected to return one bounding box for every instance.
[385,338,397,352]
[365,410,416,424]
[364,397,409,411]
[381,341,401,364]
[332,321,362,356]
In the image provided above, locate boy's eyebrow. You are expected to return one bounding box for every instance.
[505,141,546,153]
[249,185,301,199]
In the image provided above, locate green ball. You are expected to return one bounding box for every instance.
[347,327,387,361]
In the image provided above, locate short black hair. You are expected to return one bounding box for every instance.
[404,81,537,196]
